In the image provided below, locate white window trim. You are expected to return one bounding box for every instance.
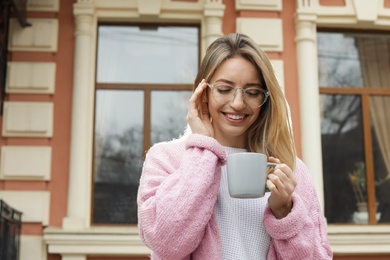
[295,0,390,254]
[44,0,225,258]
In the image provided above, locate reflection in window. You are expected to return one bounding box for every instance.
[93,90,144,224]
[317,32,363,88]
[151,91,192,145]
[320,95,361,135]
[97,26,198,84]
[370,97,390,223]
[321,94,366,223]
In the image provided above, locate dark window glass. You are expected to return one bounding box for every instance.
[93,90,144,224]
[318,31,390,224]
[151,90,192,145]
[321,94,366,223]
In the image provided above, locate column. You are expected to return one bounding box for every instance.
[62,0,95,230]
[295,16,325,211]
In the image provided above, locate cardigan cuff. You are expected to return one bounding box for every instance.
[185,134,227,164]
[264,193,311,240]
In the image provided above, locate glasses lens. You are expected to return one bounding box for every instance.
[245,87,267,108]
[211,84,234,104]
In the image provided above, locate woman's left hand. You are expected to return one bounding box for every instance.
[266,157,297,219]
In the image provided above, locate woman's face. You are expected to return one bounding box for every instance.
[207,56,262,148]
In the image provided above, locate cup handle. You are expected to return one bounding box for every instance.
[265,162,277,193]
[267,162,278,168]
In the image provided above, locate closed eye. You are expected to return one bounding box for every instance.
[244,87,263,97]
[214,84,235,94]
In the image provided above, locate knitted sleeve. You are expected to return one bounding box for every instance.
[263,158,333,260]
[137,134,226,259]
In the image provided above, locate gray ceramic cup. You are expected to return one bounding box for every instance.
[227,152,277,199]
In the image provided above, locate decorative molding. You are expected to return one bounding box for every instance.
[6,62,56,94]
[27,0,60,12]
[137,0,162,16]
[44,227,150,256]
[236,0,282,11]
[328,225,390,254]
[236,18,283,52]
[0,191,50,225]
[296,0,390,29]
[2,102,54,138]
[20,235,47,260]
[8,18,59,52]
[353,0,378,22]
[0,146,52,181]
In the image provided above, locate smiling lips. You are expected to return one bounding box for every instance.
[225,113,246,120]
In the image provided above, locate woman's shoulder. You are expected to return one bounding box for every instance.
[293,157,315,186]
[293,157,320,199]
[146,134,227,164]
[145,135,188,159]
[294,157,308,172]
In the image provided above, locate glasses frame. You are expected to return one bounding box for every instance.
[207,83,270,108]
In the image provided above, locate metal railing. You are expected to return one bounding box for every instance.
[0,199,22,260]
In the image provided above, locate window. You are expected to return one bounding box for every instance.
[93,25,199,224]
[318,31,390,224]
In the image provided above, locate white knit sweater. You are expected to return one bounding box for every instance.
[215,147,271,260]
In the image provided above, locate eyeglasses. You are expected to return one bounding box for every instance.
[207,83,269,108]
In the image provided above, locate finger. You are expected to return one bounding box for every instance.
[274,164,295,183]
[266,179,277,192]
[273,167,294,189]
[271,167,297,195]
[189,79,207,103]
[268,156,280,164]
[268,173,284,191]
[188,80,207,114]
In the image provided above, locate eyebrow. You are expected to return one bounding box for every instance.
[214,79,262,88]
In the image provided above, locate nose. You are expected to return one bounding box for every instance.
[230,88,246,109]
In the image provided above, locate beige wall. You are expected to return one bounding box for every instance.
[0,0,75,259]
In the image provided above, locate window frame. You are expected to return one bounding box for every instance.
[91,23,200,225]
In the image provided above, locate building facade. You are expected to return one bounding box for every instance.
[0,0,390,259]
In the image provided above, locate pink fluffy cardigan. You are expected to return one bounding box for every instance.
[137,134,333,259]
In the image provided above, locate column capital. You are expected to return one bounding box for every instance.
[73,2,95,37]
[73,0,95,17]
[295,19,317,43]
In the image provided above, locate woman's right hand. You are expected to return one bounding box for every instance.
[186,79,214,137]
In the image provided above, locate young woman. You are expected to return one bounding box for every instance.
[137,33,333,259]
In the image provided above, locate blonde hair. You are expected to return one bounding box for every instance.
[194,33,296,169]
